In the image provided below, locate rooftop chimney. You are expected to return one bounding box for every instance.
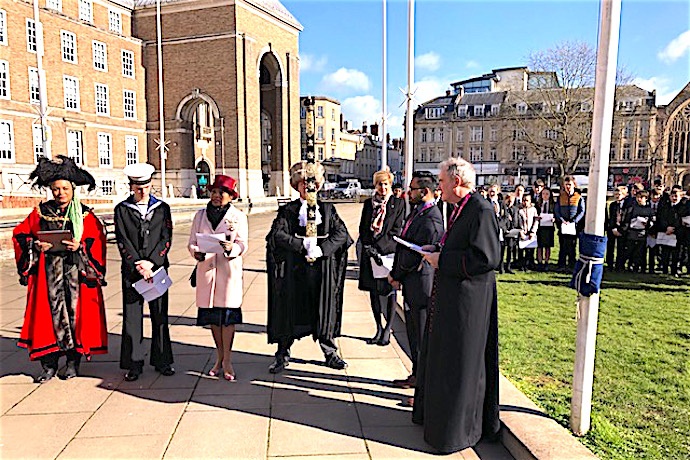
[362,122,368,133]
[370,122,379,137]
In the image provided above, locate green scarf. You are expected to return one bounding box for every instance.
[66,188,84,242]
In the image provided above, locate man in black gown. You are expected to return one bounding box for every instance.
[414,157,501,453]
[266,161,353,373]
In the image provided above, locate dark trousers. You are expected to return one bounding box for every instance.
[626,239,646,272]
[369,291,395,343]
[40,349,81,371]
[558,234,578,268]
[120,282,174,371]
[606,233,626,270]
[648,244,660,273]
[660,246,680,275]
[403,301,428,376]
[504,238,517,269]
[275,337,338,360]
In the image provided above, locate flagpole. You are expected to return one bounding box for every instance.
[571,0,621,436]
[381,0,387,170]
[404,0,414,212]
[32,0,49,158]
[156,0,167,197]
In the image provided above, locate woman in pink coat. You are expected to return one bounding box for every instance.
[188,175,248,381]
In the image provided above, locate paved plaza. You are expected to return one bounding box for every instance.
[0,203,512,460]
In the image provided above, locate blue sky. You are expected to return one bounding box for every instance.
[282,0,690,137]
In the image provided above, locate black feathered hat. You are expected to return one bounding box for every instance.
[29,155,96,191]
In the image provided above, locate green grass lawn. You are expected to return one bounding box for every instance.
[498,258,690,459]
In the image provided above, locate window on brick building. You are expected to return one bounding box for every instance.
[63,76,79,110]
[317,126,324,140]
[637,144,648,160]
[317,106,323,118]
[101,179,114,195]
[470,126,483,142]
[0,10,7,45]
[109,10,122,34]
[95,84,109,115]
[47,0,61,11]
[331,128,335,142]
[0,120,14,162]
[61,31,77,63]
[489,147,497,161]
[98,132,112,167]
[93,41,107,71]
[123,90,136,119]
[122,50,134,78]
[0,60,8,99]
[125,135,138,165]
[623,121,635,138]
[79,0,93,22]
[470,145,483,162]
[32,125,46,162]
[67,130,83,165]
[456,128,463,142]
[29,67,39,103]
[421,128,427,143]
[610,144,616,160]
[26,19,37,53]
[622,144,631,160]
[490,127,497,142]
[318,146,324,160]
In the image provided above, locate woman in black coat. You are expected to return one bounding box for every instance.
[358,169,405,345]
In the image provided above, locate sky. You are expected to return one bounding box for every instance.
[282,0,690,138]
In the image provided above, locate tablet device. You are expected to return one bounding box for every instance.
[36,230,72,252]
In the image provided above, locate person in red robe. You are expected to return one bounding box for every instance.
[13,156,108,383]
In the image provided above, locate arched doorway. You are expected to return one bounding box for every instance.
[259,52,284,196]
[174,90,221,197]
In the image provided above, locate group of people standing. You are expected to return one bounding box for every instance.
[606,180,690,276]
[13,156,501,454]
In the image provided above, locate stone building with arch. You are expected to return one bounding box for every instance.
[657,83,690,189]
[132,0,302,199]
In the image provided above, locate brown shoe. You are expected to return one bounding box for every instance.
[401,397,414,407]
[392,374,416,389]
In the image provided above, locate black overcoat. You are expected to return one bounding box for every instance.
[389,203,444,307]
[266,200,353,344]
[413,193,501,453]
[357,196,405,292]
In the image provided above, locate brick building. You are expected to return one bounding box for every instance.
[656,83,690,188]
[0,0,146,203]
[0,0,302,204]
[134,0,302,199]
[413,67,661,189]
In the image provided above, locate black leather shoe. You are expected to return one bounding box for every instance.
[156,365,175,376]
[268,355,289,374]
[365,331,383,345]
[325,354,347,370]
[35,367,56,383]
[124,368,141,381]
[64,362,79,380]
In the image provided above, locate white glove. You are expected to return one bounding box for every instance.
[307,245,323,260]
[302,237,318,252]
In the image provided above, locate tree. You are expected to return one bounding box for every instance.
[503,41,633,178]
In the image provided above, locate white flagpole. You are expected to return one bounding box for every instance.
[404,0,414,212]
[156,0,167,197]
[571,0,621,436]
[381,0,387,170]
[32,0,49,158]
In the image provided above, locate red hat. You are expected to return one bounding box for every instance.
[210,175,238,199]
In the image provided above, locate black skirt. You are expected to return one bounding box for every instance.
[196,307,243,327]
[537,226,555,248]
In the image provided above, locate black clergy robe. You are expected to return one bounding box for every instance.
[413,192,501,453]
[266,199,353,344]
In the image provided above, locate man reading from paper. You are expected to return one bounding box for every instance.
[115,163,175,382]
[413,158,501,454]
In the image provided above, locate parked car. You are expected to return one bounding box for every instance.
[332,180,362,199]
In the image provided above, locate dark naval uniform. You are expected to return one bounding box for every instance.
[115,194,174,375]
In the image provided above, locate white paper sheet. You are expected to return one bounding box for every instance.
[646,235,656,248]
[682,216,690,227]
[630,216,648,230]
[561,222,577,235]
[196,233,227,254]
[505,229,522,239]
[539,213,554,227]
[132,267,172,302]
[655,233,677,247]
[518,237,538,249]
[393,236,431,255]
[371,254,395,278]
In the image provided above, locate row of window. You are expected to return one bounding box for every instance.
[0,119,139,167]
[301,106,338,121]
[0,61,136,117]
[0,2,124,47]
[0,11,135,77]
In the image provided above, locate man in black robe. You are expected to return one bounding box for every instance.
[387,171,444,396]
[115,163,175,381]
[414,157,501,453]
[266,161,353,373]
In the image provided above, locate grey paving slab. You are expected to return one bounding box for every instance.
[0,412,92,459]
[58,435,171,460]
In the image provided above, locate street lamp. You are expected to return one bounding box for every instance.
[516,153,525,185]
